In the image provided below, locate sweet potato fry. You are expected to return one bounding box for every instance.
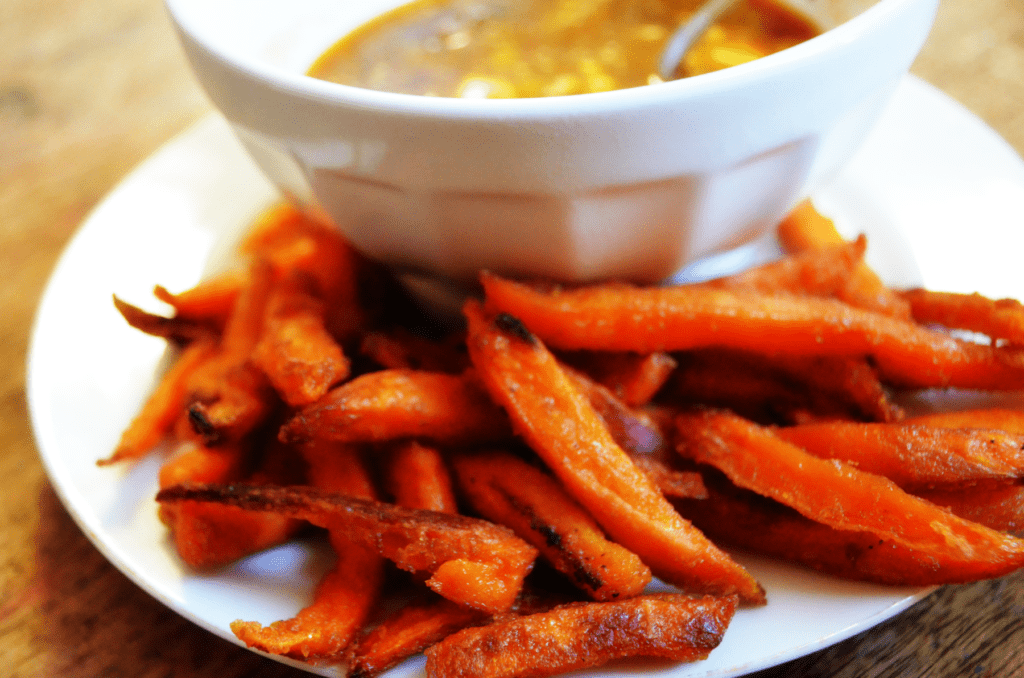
[705,236,866,298]
[219,258,275,361]
[774,421,1024,490]
[905,408,1024,435]
[673,474,988,585]
[385,440,459,513]
[99,337,218,465]
[157,442,247,491]
[153,268,245,329]
[606,352,678,407]
[916,484,1024,535]
[480,271,1024,390]
[629,455,709,500]
[561,351,677,407]
[231,442,384,660]
[561,367,705,497]
[157,442,302,569]
[252,275,350,407]
[185,258,277,444]
[768,354,903,423]
[464,301,765,604]
[360,328,470,373]
[187,363,275,446]
[424,594,738,678]
[163,499,302,570]
[112,295,213,345]
[239,201,312,256]
[669,349,898,424]
[675,409,1024,581]
[348,596,490,678]
[562,364,669,457]
[231,544,381,660]
[777,199,845,252]
[240,201,363,338]
[670,350,828,424]
[577,394,707,500]
[452,450,652,601]
[279,369,512,446]
[902,289,1024,343]
[775,200,910,319]
[559,388,704,499]
[156,482,537,613]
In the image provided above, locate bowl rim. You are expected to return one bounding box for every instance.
[165,0,929,119]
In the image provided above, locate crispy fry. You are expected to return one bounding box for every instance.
[452,450,653,601]
[241,202,363,338]
[360,328,470,373]
[669,348,900,424]
[480,271,1024,390]
[231,443,384,660]
[424,594,738,678]
[231,544,381,660]
[153,268,245,329]
[99,336,218,465]
[706,236,866,297]
[157,441,246,552]
[629,455,709,500]
[562,364,669,457]
[279,369,512,446]
[185,258,277,444]
[240,201,312,255]
[768,354,903,423]
[775,200,911,319]
[916,484,1024,535]
[219,258,275,361]
[162,500,301,570]
[775,421,1024,490]
[673,474,987,585]
[348,595,490,678]
[112,295,213,345]
[156,482,537,613]
[562,351,677,407]
[187,363,275,445]
[157,442,302,569]
[464,301,765,604]
[253,275,350,407]
[777,199,845,252]
[559,370,704,497]
[675,409,1024,580]
[603,352,677,407]
[670,350,827,424]
[385,440,459,513]
[560,365,705,497]
[905,408,1024,435]
[157,443,247,490]
[902,289,1024,343]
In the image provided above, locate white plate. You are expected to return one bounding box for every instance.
[27,75,1024,678]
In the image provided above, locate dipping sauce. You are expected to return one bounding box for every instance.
[309,0,820,98]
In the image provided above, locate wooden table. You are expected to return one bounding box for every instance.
[3,0,1023,675]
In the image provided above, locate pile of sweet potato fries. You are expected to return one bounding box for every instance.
[106,199,1024,677]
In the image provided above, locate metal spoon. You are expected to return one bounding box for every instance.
[658,0,740,80]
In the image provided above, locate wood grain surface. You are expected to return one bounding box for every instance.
[3,0,1024,676]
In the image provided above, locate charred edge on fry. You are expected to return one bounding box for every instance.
[496,486,605,595]
[187,404,221,444]
[157,482,292,512]
[493,313,536,345]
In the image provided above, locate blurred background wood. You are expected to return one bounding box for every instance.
[2,0,1022,675]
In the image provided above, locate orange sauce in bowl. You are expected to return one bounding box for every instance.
[308,0,820,98]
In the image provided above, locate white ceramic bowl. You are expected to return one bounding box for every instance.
[165,0,938,284]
